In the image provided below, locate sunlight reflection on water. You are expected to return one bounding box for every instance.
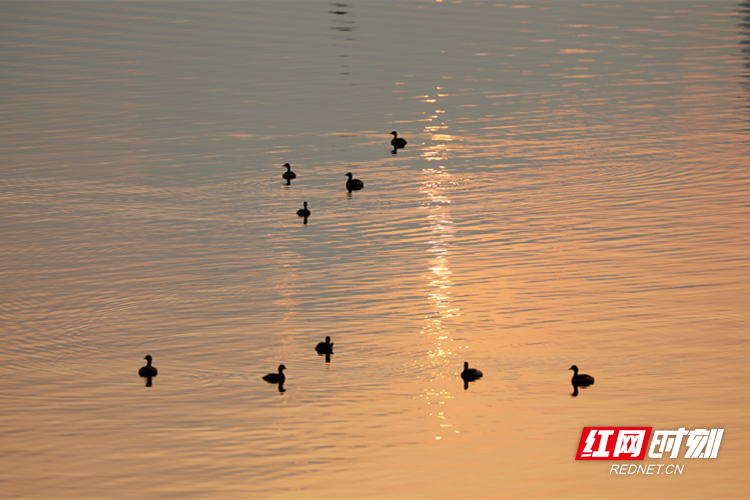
[1,1,749,498]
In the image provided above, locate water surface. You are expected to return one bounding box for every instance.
[1,1,749,498]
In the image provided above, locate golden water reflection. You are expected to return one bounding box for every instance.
[419,98,472,438]
[420,88,454,161]
[2,2,748,497]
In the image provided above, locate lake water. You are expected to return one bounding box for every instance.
[1,1,749,498]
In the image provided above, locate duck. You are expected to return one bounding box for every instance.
[296,201,311,217]
[262,364,286,384]
[282,163,297,180]
[390,131,407,149]
[345,172,364,192]
[315,336,334,355]
[569,365,594,386]
[460,361,483,381]
[138,355,158,377]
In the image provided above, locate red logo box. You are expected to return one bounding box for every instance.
[576,427,653,460]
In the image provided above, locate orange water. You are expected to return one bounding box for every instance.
[1,1,749,498]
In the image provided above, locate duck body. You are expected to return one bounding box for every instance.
[263,364,286,384]
[296,201,311,217]
[390,131,407,149]
[345,172,364,192]
[282,163,297,180]
[315,336,334,355]
[569,365,594,386]
[138,355,158,377]
[461,361,483,381]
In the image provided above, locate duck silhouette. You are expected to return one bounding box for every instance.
[345,172,364,192]
[296,201,311,217]
[569,365,595,387]
[263,364,286,384]
[390,131,407,149]
[461,361,483,381]
[282,163,297,180]
[138,355,158,378]
[461,361,483,389]
[315,336,334,355]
